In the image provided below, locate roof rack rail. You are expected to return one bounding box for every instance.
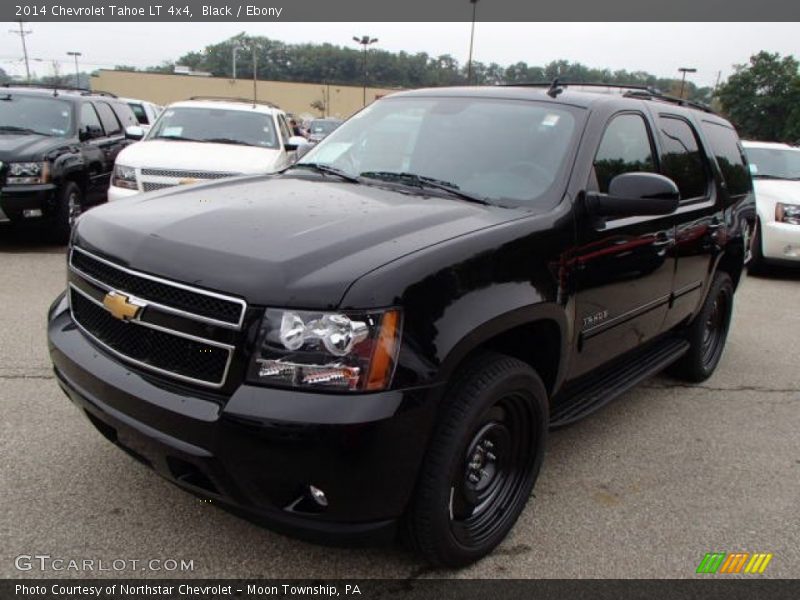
[188,95,280,109]
[83,89,118,98]
[2,82,119,99]
[499,79,715,114]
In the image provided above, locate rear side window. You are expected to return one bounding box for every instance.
[593,113,656,193]
[94,101,122,136]
[656,116,708,201]
[700,121,751,197]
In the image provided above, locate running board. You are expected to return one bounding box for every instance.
[549,337,690,428]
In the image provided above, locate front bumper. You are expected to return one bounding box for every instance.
[0,184,57,221]
[107,185,140,202]
[762,220,800,263]
[47,293,440,545]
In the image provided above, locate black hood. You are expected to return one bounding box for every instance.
[0,133,70,162]
[74,175,525,308]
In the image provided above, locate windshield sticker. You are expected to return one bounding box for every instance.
[542,114,561,127]
[162,126,183,137]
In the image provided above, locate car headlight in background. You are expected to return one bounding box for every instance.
[7,161,50,185]
[112,164,137,190]
[248,308,402,391]
[776,203,800,225]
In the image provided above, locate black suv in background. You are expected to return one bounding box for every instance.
[0,85,137,242]
[48,83,754,566]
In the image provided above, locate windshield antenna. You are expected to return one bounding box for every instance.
[547,78,564,98]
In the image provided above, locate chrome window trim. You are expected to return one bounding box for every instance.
[69,246,247,330]
[68,284,233,389]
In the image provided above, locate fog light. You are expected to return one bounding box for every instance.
[22,209,43,218]
[309,485,328,507]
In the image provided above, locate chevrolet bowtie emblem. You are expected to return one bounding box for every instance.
[178,177,198,185]
[102,291,144,321]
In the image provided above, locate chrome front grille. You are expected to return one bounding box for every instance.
[138,168,240,194]
[68,247,246,388]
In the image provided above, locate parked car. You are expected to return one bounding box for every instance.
[741,140,800,271]
[108,97,308,201]
[307,118,344,144]
[121,97,163,133]
[0,84,138,242]
[49,83,751,567]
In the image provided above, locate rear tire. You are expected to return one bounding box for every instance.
[49,181,82,245]
[669,272,734,382]
[404,353,548,567]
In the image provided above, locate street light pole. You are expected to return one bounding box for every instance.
[66,51,82,88]
[466,0,479,84]
[353,35,378,107]
[678,67,697,99]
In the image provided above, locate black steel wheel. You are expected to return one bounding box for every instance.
[405,353,548,567]
[669,272,734,382]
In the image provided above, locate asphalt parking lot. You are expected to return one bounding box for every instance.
[1,225,798,580]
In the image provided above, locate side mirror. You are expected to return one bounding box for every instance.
[79,124,104,142]
[587,172,680,218]
[284,135,310,152]
[125,125,145,141]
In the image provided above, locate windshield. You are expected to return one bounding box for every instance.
[0,94,73,137]
[744,146,800,180]
[310,120,341,134]
[298,97,580,206]
[147,106,279,148]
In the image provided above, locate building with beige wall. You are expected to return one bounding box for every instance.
[91,69,398,120]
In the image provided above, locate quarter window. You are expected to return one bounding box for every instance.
[94,101,122,136]
[657,116,708,201]
[593,113,656,194]
[700,120,751,197]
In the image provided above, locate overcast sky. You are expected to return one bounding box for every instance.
[1,22,798,87]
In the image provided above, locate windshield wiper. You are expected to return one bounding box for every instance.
[287,162,361,183]
[0,125,50,136]
[359,171,490,205]
[154,135,206,143]
[753,174,800,180]
[205,137,257,147]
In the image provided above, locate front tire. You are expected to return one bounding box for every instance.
[49,181,83,245]
[405,353,548,567]
[670,272,734,382]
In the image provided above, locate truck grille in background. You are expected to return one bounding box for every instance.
[70,248,245,326]
[69,288,231,387]
[138,168,240,193]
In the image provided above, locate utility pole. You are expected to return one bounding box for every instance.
[67,51,81,88]
[252,42,258,106]
[9,21,32,82]
[466,0,479,84]
[712,70,722,97]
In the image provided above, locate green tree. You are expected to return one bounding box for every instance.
[718,51,800,142]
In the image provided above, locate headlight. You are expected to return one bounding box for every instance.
[112,164,137,190]
[247,308,402,391]
[7,161,49,184]
[776,203,800,225]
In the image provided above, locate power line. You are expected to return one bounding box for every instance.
[8,21,32,81]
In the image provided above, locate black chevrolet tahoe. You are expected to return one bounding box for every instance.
[47,83,754,567]
[0,85,137,242]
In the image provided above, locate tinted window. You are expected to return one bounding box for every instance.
[0,94,73,137]
[148,107,279,149]
[277,114,292,143]
[743,146,800,180]
[128,102,148,124]
[80,103,102,132]
[657,116,708,200]
[593,113,656,193]
[700,121,751,196]
[300,97,580,206]
[94,101,122,136]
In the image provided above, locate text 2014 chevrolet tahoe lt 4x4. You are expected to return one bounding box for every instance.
[47,83,754,567]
